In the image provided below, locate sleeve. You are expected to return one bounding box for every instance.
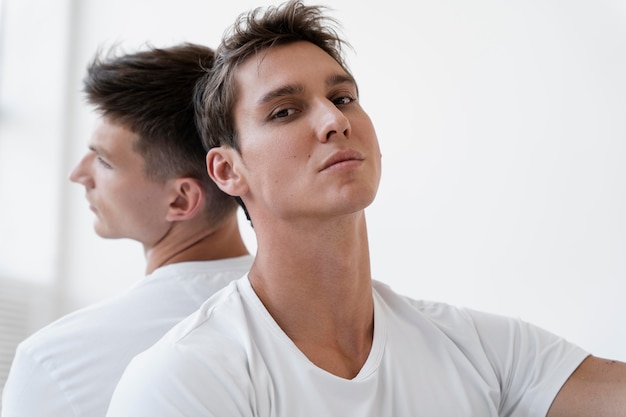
[466,309,589,417]
[105,341,258,417]
[1,348,76,417]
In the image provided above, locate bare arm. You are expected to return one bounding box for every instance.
[547,355,626,417]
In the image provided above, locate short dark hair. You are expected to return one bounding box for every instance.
[83,42,238,223]
[194,0,352,153]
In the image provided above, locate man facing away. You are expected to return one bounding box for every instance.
[1,43,253,417]
[105,2,626,416]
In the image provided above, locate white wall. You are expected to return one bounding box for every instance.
[0,0,624,362]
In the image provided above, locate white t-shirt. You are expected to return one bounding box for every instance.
[106,276,588,417]
[1,256,253,417]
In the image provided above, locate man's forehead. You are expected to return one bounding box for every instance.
[233,42,353,103]
[90,118,139,151]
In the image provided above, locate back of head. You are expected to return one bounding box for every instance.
[83,42,238,224]
[194,0,352,153]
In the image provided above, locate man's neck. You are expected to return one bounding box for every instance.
[249,214,374,379]
[144,214,249,275]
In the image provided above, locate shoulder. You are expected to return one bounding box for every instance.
[372,279,534,330]
[13,298,111,361]
[371,279,586,368]
[371,280,588,415]
[124,277,255,371]
[107,279,258,416]
[2,302,117,417]
[371,279,477,328]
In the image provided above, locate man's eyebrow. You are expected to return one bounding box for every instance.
[256,73,358,106]
[257,83,305,106]
[326,73,357,89]
[88,144,110,159]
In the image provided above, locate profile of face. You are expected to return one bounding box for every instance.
[69,118,173,245]
[220,41,382,222]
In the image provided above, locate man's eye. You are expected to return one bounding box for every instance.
[333,96,354,105]
[272,108,298,119]
[97,157,112,169]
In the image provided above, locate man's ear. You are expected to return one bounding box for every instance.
[206,147,248,197]
[165,178,204,222]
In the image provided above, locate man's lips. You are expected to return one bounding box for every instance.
[85,196,97,213]
[319,149,365,172]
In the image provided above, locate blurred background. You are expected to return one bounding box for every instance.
[1,0,625,395]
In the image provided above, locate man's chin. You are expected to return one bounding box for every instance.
[93,224,115,239]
